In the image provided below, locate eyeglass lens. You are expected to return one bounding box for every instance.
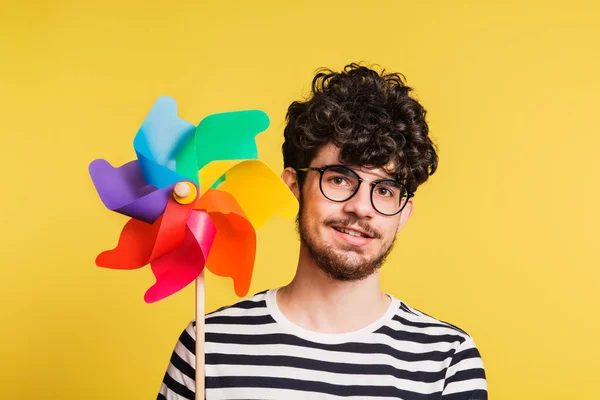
[320,166,408,215]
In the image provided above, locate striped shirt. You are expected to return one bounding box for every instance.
[158,289,487,399]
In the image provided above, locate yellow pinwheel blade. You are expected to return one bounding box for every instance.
[198,160,241,195]
[214,160,298,230]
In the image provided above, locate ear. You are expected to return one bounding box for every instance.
[281,167,301,200]
[396,198,414,234]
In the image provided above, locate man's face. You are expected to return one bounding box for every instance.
[292,143,413,281]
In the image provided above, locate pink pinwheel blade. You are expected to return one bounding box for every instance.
[144,210,216,303]
[186,209,219,255]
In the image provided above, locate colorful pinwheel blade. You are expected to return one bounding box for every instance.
[177,110,268,192]
[198,160,241,196]
[89,159,172,223]
[148,195,197,260]
[193,110,268,171]
[144,210,216,303]
[133,96,197,188]
[193,189,257,296]
[96,217,160,270]
[217,160,298,230]
[193,188,247,215]
[205,212,256,297]
[96,190,198,270]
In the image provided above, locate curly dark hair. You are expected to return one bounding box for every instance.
[282,63,438,194]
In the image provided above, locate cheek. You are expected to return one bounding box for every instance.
[303,186,336,220]
[378,218,402,240]
[302,201,342,239]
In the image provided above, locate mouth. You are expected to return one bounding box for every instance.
[331,225,374,239]
[330,225,374,247]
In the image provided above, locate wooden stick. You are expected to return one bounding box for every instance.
[195,270,205,400]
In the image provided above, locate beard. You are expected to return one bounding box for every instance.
[296,200,397,282]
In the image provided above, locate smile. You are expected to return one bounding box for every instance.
[333,227,372,238]
[330,226,375,247]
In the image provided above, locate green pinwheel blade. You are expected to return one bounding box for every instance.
[176,110,269,188]
[175,134,199,185]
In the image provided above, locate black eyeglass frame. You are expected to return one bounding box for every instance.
[295,164,414,216]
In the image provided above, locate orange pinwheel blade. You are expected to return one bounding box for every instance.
[194,189,256,297]
[193,188,246,216]
[206,211,256,297]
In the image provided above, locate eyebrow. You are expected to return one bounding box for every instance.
[377,180,403,189]
[326,164,398,182]
[328,165,358,178]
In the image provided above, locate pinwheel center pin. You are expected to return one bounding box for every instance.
[173,181,198,204]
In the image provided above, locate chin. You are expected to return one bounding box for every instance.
[310,246,385,281]
[319,262,381,282]
[299,218,395,281]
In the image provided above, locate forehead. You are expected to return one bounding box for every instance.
[312,143,396,180]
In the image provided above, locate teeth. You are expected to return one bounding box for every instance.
[337,228,366,238]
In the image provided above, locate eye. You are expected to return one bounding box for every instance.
[377,187,392,197]
[328,176,349,186]
[374,182,400,198]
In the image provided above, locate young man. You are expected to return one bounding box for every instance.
[158,64,488,399]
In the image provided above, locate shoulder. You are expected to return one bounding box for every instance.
[384,298,484,362]
[390,299,487,386]
[390,299,474,343]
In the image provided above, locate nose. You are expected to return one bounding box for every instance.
[341,182,375,218]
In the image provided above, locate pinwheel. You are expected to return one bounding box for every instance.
[88,96,298,399]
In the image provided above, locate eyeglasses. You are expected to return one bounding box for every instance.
[295,164,414,216]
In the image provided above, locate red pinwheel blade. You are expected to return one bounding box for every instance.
[96,217,160,270]
[144,210,216,303]
[96,195,197,271]
[149,195,196,260]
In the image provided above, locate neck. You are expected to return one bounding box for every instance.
[276,245,391,334]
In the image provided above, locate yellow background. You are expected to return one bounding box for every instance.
[1,1,598,399]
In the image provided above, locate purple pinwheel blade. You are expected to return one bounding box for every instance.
[89,159,173,224]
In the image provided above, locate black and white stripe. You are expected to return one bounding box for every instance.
[158,289,487,399]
